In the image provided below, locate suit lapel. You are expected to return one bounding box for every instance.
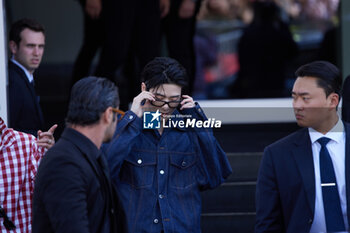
[292,128,315,214]
[10,61,44,127]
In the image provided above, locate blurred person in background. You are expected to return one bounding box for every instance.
[95,0,170,110]
[231,1,297,98]
[161,0,203,94]
[71,0,105,87]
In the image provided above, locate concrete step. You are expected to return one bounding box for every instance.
[201,212,255,233]
[226,152,262,182]
[202,182,256,213]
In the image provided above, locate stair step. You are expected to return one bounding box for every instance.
[213,123,300,153]
[201,212,255,233]
[202,182,256,213]
[226,152,262,182]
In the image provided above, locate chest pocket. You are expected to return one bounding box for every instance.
[120,150,156,188]
[169,152,197,189]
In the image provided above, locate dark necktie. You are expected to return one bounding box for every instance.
[318,137,346,232]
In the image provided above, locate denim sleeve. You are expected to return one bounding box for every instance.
[103,111,143,181]
[182,103,232,190]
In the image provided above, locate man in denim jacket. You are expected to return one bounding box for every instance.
[105,57,232,233]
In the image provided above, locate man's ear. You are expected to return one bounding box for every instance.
[9,41,18,55]
[329,93,339,109]
[102,107,113,124]
[141,82,146,92]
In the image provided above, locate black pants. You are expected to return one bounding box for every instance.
[71,0,105,88]
[95,0,161,110]
[161,0,201,94]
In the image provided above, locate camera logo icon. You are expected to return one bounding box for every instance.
[143,110,161,129]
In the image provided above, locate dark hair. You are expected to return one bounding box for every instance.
[295,60,342,98]
[9,18,45,46]
[66,77,119,126]
[141,57,188,92]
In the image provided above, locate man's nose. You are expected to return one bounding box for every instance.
[33,46,40,55]
[293,98,303,110]
[162,103,170,111]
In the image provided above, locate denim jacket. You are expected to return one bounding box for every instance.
[105,104,232,233]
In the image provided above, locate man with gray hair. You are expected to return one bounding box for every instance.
[32,77,125,233]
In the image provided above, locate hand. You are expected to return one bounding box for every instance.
[178,0,196,18]
[85,0,102,19]
[37,124,58,150]
[130,84,155,118]
[180,95,195,110]
[160,0,170,18]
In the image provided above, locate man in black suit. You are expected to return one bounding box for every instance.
[8,18,45,136]
[256,61,349,232]
[33,77,125,233]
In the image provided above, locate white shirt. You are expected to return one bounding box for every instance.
[309,119,348,233]
[11,58,34,83]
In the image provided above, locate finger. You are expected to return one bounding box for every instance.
[181,98,194,106]
[141,82,147,92]
[137,92,155,102]
[37,138,53,144]
[36,142,50,148]
[180,102,195,110]
[38,132,55,139]
[37,130,42,138]
[37,142,53,150]
[141,91,155,97]
[48,124,58,134]
[182,95,192,99]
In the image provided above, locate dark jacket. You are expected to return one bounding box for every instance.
[8,60,44,136]
[105,104,232,233]
[255,123,350,233]
[33,128,123,233]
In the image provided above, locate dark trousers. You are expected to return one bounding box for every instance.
[71,1,104,88]
[95,0,161,110]
[161,0,201,94]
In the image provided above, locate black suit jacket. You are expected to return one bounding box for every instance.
[255,123,350,233]
[342,75,350,123]
[33,128,123,233]
[8,60,44,136]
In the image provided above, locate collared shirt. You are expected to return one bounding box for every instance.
[105,104,232,233]
[309,119,348,233]
[0,117,45,232]
[10,58,34,83]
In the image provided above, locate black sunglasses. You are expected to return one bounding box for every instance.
[150,98,182,108]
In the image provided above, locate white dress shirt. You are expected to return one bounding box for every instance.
[309,119,348,233]
[11,58,34,83]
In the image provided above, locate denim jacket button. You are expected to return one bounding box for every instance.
[154,219,159,224]
[159,194,164,199]
[129,115,134,120]
[181,161,187,167]
[137,159,142,164]
[160,170,165,175]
